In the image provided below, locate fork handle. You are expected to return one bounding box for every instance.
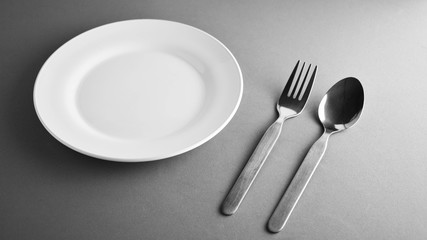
[268,131,331,233]
[222,117,285,215]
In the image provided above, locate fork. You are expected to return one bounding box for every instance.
[221,61,317,215]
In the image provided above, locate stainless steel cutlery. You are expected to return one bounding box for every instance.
[221,62,365,235]
[222,61,317,215]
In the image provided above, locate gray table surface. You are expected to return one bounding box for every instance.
[2,0,427,239]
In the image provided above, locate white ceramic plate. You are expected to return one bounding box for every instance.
[34,19,243,162]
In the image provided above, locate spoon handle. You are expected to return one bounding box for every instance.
[222,117,285,215]
[268,131,331,233]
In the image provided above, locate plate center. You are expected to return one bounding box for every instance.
[76,51,206,139]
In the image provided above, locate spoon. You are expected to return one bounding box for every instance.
[268,77,364,233]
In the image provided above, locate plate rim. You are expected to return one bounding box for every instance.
[33,19,243,162]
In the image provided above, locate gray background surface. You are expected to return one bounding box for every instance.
[1,0,427,239]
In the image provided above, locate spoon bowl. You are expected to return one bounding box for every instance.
[319,77,364,132]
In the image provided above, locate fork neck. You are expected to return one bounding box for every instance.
[276,114,288,123]
[276,106,296,123]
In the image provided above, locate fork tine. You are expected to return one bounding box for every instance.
[301,65,317,101]
[281,60,300,98]
[291,62,306,98]
[296,64,312,100]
